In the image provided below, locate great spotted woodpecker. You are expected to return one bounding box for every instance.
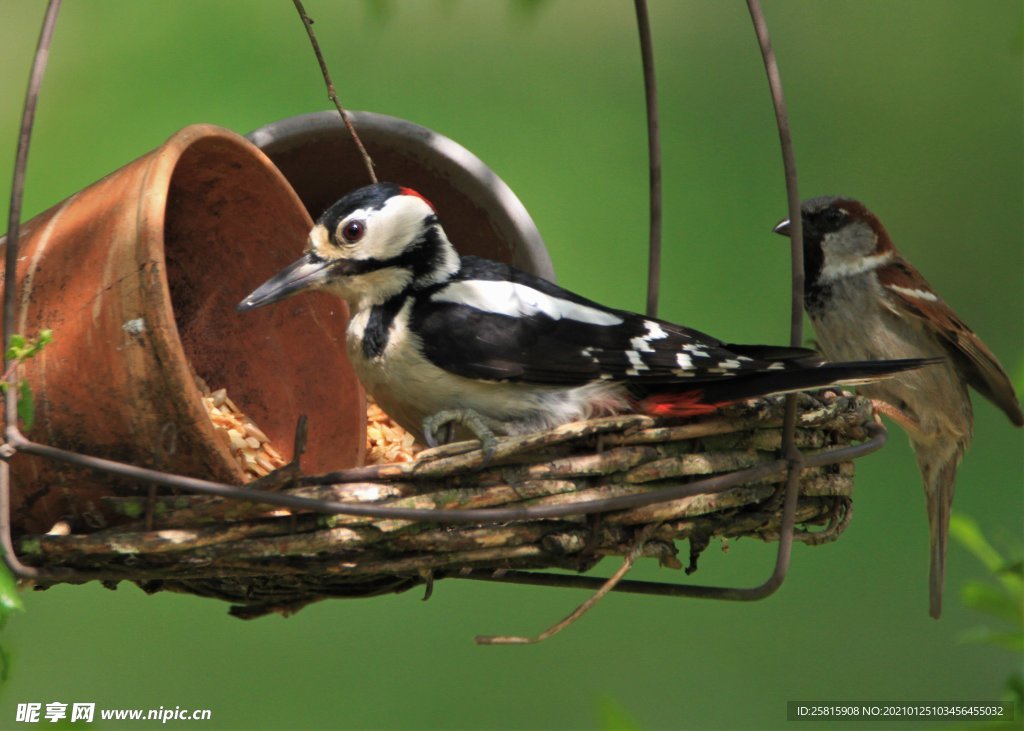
[238,183,933,454]
[775,196,1022,618]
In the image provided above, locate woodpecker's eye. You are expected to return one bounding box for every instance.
[340,220,366,244]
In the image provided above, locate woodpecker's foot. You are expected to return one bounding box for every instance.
[422,409,498,462]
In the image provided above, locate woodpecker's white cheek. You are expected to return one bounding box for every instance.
[357,196,435,261]
[432,280,624,326]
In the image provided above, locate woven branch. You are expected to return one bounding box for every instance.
[19,391,873,617]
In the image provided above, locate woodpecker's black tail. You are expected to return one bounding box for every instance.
[640,357,944,417]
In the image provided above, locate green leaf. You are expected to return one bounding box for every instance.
[950,514,1024,595]
[951,514,1002,570]
[4,334,26,361]
[597,698,643,731]
[958,626,1024,653]
[961,581,1023,626]
[22,329,52,360]
[1007,672,1024,705]
[4,330,52,363]
[0,561,24,617]
[17,380,34,430]
[0,643,10,684]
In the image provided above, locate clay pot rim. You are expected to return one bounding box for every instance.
[137,123,316,480]
[248,110,555,281]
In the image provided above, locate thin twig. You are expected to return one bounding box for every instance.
[634,0,662,318]
[475,527,653,645]
[1,0,62,580]
[292,0,377,184]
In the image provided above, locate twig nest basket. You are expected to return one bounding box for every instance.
[21,391,876,618]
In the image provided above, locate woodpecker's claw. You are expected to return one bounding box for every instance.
[422,409,498,462]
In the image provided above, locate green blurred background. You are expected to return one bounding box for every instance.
[0,1,1021,729]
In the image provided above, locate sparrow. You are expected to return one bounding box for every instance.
[774,195,1023,618]
[237,182,932,459]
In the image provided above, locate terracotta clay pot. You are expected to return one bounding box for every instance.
[248,110,555,279]
[2,124,364,534]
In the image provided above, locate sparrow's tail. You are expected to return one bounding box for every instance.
[641,357,943,417]
[922,456,960,620]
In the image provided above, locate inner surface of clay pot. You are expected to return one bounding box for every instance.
[4,125,363,534]
[160,135,361,479]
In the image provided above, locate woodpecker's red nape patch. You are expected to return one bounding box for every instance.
[400,187,434,210]
[640,391,732,417]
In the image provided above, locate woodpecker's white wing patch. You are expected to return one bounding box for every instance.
[432,280,625,326]
[358,196,436,261]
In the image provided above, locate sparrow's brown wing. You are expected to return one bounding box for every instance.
[878,257,1023,426]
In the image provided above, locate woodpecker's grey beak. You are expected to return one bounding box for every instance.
[236,253,332,312]
[772,218,791,236]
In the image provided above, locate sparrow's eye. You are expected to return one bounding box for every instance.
[340,219,366,244]
[822,207,846,228]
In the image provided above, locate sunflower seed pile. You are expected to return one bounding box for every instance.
[195,377,287,482]
[366,397,419,463]
[195,373,418,475]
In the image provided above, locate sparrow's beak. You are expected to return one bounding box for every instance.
[237,253,332,312]
[772,218,791,236]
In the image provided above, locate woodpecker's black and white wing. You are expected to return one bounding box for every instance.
[409,257,814,387]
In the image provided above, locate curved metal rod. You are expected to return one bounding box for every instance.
[1,0,62,580]
[634,0,662,318]
[744,0,810,600]
[747,0,804,346]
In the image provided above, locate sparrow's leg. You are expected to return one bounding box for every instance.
[870,399,925,440]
